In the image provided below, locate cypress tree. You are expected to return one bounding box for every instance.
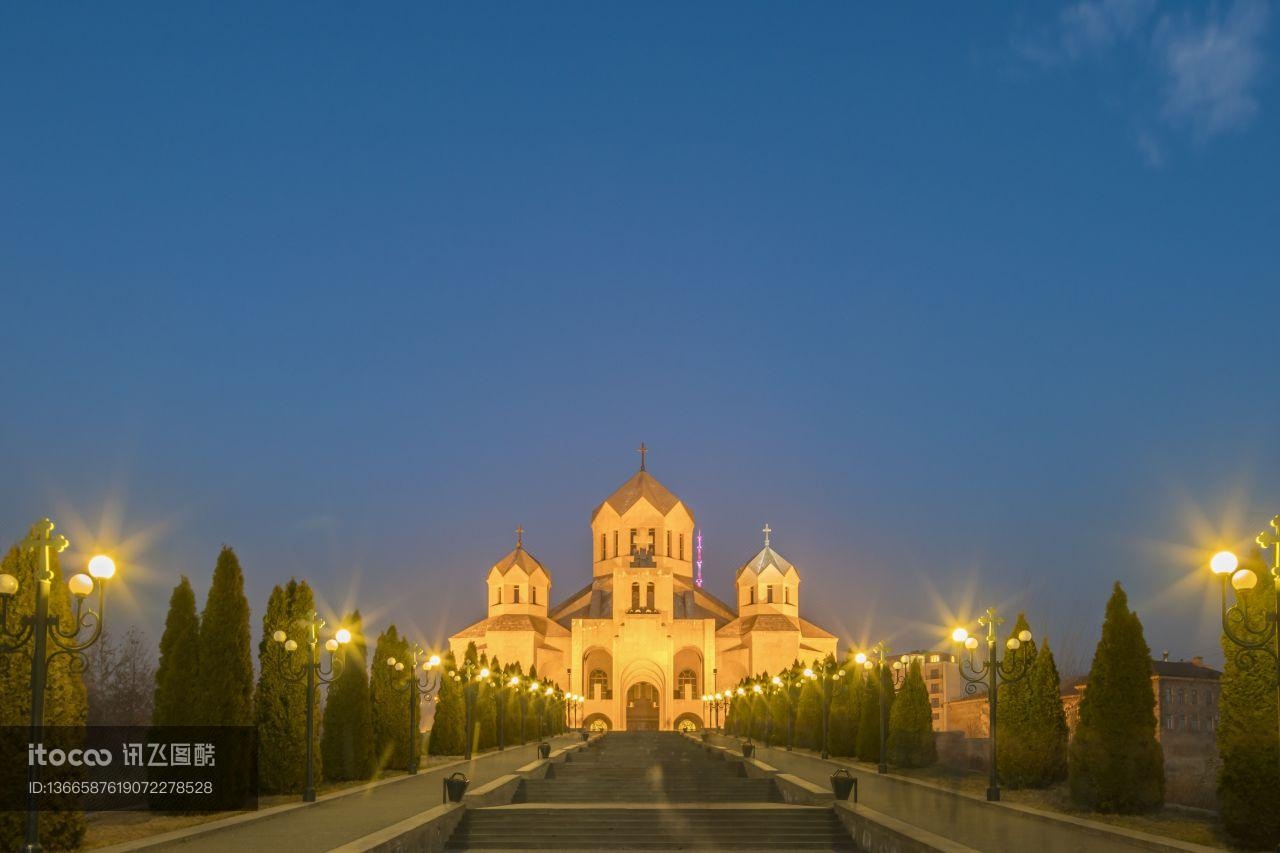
[1069,582,1163,812]
[855,668,882,762]
[828,668,861,757]
[254,579,318,793]
[1217,552,1280,849]
[370,624,411,771]
[1002,637,1068,788]
[501,663,522,744]
[321,611,374,780]
[996,613,1038,786]
[888,659,936,767]
[153,576,202,726]
[794,676,823,750]
[0,535,89,852]
[476,653,497,750]
[196,546,253,725]
[428,651,465,756]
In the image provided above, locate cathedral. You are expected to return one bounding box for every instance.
[448,449,838,731]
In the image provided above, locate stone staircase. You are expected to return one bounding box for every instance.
[445,732,856,850]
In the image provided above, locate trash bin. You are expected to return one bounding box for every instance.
[741,742,755,758]
[443,772,469,803]
[538,742,551,759]
[830,768,857,801]
[580,730,589,742]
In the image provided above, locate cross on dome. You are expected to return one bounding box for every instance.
[637,442,647,471]
[762,523,772,547]
[516,525,524,548]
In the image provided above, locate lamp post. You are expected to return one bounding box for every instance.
[804,659,844,760]
[0,519,116,853]
[952,608,1033,802]
[271,611,350,802]
[706,691,727,731]
[385,646,442,773]
[855,644,906,774]
[778,670,803,750]
[1211,531,1280,830]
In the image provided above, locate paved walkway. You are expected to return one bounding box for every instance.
[99,736,578,853]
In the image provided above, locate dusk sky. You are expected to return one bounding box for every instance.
[3,2,1277,677]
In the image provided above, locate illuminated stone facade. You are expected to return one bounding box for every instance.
[449,456,838,731]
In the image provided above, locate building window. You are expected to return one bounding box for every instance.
[929,668,940,679]
[784,587,791,604]
[748,587,755,605]
[614,531,619,557]
[601,533,607,560]
[1191,690,1198,705]
[931,698,940,708]
[513,586,520,604]
[495,587,502,605]
[531,587,537,605]
[1164,686,1172,702]
[1178,688,1185,704]
[629,528,637,555]
[1165,716,1174,730]
[1179,714,1186,730]
[930,683,940,694]
[766,586,774,604]
[648,528,656,555]
[667,531,672,557]
[589,669,611,700]
[676,669,698,699]
[679,533,685,560]
[646,582,655,610]
[1191,716,1200,732]
[631,583,640,610]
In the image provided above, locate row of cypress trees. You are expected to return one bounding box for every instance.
[722,655,939,768]
[153,549,424,793]
[427,641,568,756]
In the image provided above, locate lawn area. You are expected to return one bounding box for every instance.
[883,761,1236,850]
[82,757,452,850]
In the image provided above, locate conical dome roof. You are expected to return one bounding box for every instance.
[736,544,796,580]
[490,544,547,577]
[591,469,688,521]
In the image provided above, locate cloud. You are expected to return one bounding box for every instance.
[1015,0,1156,66]
[1014,0,1270,162]
[1154,1,1269,141]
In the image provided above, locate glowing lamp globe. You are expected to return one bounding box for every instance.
[428,654,441,667]
[803,668,815,679]
[510,676,521,686]
[272,630,287,643]
[335,628,352,644]
[395,662,405,671]
[387,657,397,667]
[1007,637,1021,650]
[1018,630,1032,643]
[325,639,339,652]
[0,574,17,596]
[771,676,782,686]
[284,639,299,652]
[68,573,94,597]
[951,627,969,644]
[736,687,745,696]
[1210,551,1239,576]
[479,667,490,679]
[1232,569,1259,591]
[88,555,116,580]
[965,636,979,650]
[753,684,763,694]
[854,652,867,665]
[545,686,554,696]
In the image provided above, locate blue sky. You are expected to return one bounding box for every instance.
[2,2,1277,676]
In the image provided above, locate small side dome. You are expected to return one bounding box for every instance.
[736,524,796,580]
[490,525,549,579]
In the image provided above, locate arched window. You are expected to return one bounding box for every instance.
[531,587,537,605]
[600,533,607,560]
[748,587,756,605]
[785,587,791,605]
[631,583,640,610]
[676,669,698,699]
[766,586,774,603]
[646,582,655,610]
[495,587,502,605]
[513,585,520,604]
[589,669,611,700]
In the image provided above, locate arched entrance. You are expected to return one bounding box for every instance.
[626,682,660,731]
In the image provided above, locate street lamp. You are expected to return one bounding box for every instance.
[952,608,1034,802]
[0,519,115,853]
[447,661,492,760]
[855,644,906,773]
[1212,528,1280,824]
[271,610,350,802]
[775,670,803,750]
[385,647,442,773]
[706,691,728,731]
[804,659,844,759]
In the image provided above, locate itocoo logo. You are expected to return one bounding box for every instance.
[28,744,113,767]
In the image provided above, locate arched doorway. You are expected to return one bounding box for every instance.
[626,682,660,731]
[673,713,703,733]
[583,713,612,733]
